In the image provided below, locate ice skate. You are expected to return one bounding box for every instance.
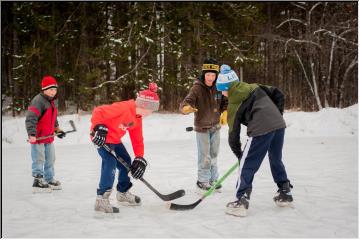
[48,179,62,190]
[32,175,52,193]
[94,190,119,213]
[273,182,293,207]
[116,191,141,206]
[196,181,211,195]
[210,180,222,193]
[225,196,249,217]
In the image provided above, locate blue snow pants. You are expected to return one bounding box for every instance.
[236,128,290,199]
[96,143,132,196]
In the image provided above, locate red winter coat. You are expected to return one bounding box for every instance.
[90,100,144,157]
[25,93,59,144]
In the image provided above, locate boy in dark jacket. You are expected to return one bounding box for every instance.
[180,59,228,192]
[25,76,66,193]
[216,64,293,217]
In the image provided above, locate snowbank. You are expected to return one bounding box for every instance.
[2,104,358,148]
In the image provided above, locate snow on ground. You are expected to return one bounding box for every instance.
[2,104,358,238]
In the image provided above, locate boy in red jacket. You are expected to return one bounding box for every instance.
[25,76,66,193]
[91,83,160,213]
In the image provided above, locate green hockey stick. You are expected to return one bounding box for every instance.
[167,160,239,210]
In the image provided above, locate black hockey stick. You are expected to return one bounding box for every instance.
[27,120,77,141]
[167,161,239,210]
[102,144,185,201]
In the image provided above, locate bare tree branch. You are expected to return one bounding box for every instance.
[55,3,81,37]
[276,18,307,29]
[87,44,152,90]
[285,38,322,52]
[291,2,307,10]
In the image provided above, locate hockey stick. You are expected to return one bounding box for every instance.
[167,161,239,210]
[27,120,77,142]
[102,144,185,201]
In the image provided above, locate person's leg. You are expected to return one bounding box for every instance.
[113,143,132,193]
[235,132,275,199]
[268,128,290,185]
[31,143,51,192]
[226,132,275,217]
[209,128,220,184]
[96,146,117,196]
[113,143,141,205]
[268,128,293,206]
[31,144,45,178]
[196,131,211,183]
[43,143,55,182]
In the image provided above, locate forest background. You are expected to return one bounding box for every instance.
[1,2,358,116]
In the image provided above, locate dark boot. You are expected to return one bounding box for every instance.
[273,182,293,207]
[32,175,52,193]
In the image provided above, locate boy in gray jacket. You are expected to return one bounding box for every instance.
[25,76,66,193]
[216,64,293,217]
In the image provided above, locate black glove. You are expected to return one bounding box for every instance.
[55,129,66,139]
[130,157,147,179]
[92,124,108,147]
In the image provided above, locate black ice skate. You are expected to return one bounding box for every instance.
[225,196,249,217]
[196,181,211,191]
[48,179,62,190]
[32,175,52,193]
[210,180,222,192]
[273,182,293,207]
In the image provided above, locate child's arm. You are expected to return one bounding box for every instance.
[228,121,243,160]
[179,85,199,114]
[25,97,43,137]
[128,116,144,158]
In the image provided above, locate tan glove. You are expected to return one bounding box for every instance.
[182,105,198,114]
[220,110,228,125]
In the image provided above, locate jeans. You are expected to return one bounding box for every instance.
[96,143,133,196]
[31,143,56,182]
[196,128,220,183]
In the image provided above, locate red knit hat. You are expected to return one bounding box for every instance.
[135,82,160,111]
[41,76,58,91]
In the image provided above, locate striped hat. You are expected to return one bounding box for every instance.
[216,64,240,91]
[41,76,58,91]
[135,82,160,111]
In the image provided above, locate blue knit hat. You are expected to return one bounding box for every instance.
[216,64,240,91]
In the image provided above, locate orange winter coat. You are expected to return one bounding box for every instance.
[90,99,144,157]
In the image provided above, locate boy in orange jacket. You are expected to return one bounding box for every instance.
[90,83,159,213]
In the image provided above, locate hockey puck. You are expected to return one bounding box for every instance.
[185,127,193,132]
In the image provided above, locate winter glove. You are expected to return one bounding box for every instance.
[182,105,198,114]
[220,110,228,125]
[55,127,66,139]
[91,124,108,147]
[130,157,147,179]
